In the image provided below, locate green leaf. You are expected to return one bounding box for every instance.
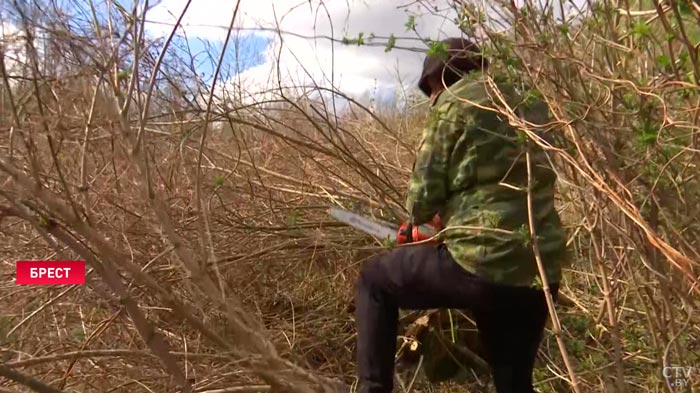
[517,130,528,145]
[524,89,543,107]
[341,33,366,46]
[214,176,225,186]
[531,275,543,289]
[680,87,694,99]
[635,123,659,146]
[566,338,585,357]
[117,70,129,82]
[427,40,449,61]
[558,23,570,36]
[622,91,639,108]
[385,34,396,53]
[405,15,416,31]
[632,20,651,38]
[382,237,395,249]
[678,0,692,15]
[656,54,671,68]
[516,224,531,247]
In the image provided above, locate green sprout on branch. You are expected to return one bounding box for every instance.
[427,40,449,61]
[405,15,416,31]
[385,34,396,53]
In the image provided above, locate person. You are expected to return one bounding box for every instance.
[354,37,568,393]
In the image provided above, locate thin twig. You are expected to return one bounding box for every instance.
[0,365,66,393]
[526,143,581,393]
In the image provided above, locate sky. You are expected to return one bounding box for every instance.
[144,0,466,107]
[0,0,587,109]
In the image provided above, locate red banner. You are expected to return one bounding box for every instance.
[15,261,86,285]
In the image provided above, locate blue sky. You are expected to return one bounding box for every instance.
[168,33,270,83]
[39,0,272,82]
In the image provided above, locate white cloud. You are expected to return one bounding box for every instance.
[146,0,465,108]
[146,0,590,109]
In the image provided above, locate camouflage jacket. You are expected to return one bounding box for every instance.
[405,72,568,287]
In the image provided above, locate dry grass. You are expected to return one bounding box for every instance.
[1,0,700,393]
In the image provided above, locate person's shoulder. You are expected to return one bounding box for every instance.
[436,72,491,110]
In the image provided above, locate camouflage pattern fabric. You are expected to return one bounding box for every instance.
[405,72,568,287]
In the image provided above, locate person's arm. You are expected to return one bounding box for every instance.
[405,102,462,225]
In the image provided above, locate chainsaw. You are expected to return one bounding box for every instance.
[328,207,442,245]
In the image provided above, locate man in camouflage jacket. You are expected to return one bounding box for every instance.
[354,38,568,393]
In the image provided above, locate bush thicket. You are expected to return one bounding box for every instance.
[0,1,698,393]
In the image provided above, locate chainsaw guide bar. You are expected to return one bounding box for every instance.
[328,207,398,242]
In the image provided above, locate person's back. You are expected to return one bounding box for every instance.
[422,72,567,288]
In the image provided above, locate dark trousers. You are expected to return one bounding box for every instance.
[354,243,559,393]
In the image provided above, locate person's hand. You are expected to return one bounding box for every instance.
[396,215,442,245]
[429,214,442,230]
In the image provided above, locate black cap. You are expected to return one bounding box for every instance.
[418,37,487,96]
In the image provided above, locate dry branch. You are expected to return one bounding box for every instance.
[0,365,66,393]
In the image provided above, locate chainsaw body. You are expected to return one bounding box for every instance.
[397,216,442,245]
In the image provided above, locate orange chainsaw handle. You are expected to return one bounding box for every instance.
[397,215,442,245]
